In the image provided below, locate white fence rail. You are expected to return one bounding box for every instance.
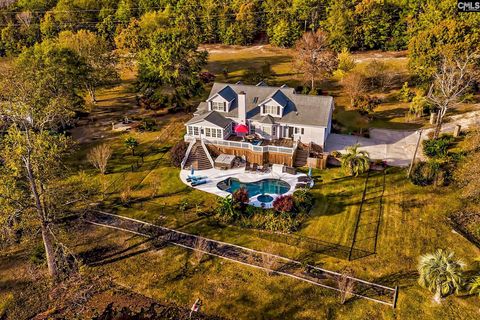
[185,135,297,155]
[181,139,196,169]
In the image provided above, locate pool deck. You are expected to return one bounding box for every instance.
[179,167,306,208]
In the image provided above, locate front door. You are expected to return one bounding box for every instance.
[288,126,294,138]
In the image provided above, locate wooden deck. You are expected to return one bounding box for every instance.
[226,135,294,148]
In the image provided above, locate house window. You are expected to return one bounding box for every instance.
[250,124,255,134]
[212,101,226,112]
[188,126,193,135]
[205,128,211,137]
[193,127,199,136]
[272,126,276,136]
[294,127,305,135]
[263,104,280,116]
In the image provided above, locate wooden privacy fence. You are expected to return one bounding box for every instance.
[84,210,399,308]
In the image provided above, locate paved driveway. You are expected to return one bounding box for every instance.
[325,109,480,167]
[325,129,422,167]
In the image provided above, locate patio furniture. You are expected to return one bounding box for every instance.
[245,162,251,172]
[285,166,296,175]
[252,163,258,173]
[295,183,307,189]
[191,179,207,186]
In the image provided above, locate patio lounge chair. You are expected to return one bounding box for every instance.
[191,179,207,186]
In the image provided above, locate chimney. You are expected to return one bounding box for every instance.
[238,91,247,124]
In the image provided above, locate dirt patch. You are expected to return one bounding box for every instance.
[449,211,480,248]
[34,288,226,320]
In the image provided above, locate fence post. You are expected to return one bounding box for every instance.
[393,286,399,309]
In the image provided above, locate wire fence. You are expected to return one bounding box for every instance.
[84,210,398,308]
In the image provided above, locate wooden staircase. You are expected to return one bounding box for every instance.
[294,143,309,167]
[184,141,213,170]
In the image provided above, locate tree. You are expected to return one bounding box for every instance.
[408,0,480,81]
[170,141,188,168]
[342,72,367,107]
[427,54,478,139]
[340,144,370,177]
[269,19,301,48]
[57,30,119,104]
[87,143,113,175]
[323,0,355,51]
[0,44,90,279]
[124,136,139,156]
[418,249,464,303]
[336,48,356,76]
[294,30,338,91]
[137,29,207,107]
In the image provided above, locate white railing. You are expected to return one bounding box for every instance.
[181,138,197,169]
[185,135,296,155]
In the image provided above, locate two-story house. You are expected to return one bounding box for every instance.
[182,82,334,170]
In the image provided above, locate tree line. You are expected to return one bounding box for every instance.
[1,1,479,59]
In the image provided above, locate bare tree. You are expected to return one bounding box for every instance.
[87,143,112,175]
[193,237,209,264]
[294,30,338,91]
[337,268,355,304]
[428,54,478,139]
[342,72,367,107]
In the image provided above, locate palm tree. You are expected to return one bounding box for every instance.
[124,136,139,156]
[418,249,465,303]
[340,143,370,177]
[469,275,480,297]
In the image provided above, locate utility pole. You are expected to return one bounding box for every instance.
[407,129,423,178]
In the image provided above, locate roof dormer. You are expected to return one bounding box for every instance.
[206,85,236,112]
[258,90,289,118]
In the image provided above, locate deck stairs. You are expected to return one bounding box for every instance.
[294,143,309,167]
[183,141,213,170]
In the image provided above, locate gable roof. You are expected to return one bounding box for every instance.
[259,115,276,124]
[199,83,334,127]
[186,111,232,128]
[207,85,236,102]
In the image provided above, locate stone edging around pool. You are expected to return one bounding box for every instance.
[179,167,306,208]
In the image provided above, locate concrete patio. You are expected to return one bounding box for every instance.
[180,167,306,208]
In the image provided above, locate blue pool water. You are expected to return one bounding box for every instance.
[257,195,274,203]
[217,178,290,197]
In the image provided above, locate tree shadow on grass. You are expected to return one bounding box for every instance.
[78,238,170,267]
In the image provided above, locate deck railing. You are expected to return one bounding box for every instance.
[185,135,297,155]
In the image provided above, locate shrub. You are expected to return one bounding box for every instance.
[233,188,249,204]
[399,82,414,102]
[423,135,454,159]
[410,161,438,186]
[293,189,314,213]
[353,95,380,115]
[170,141,188,167]
[273,195,294,213]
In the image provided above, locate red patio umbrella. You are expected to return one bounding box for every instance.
[234,124,249,135]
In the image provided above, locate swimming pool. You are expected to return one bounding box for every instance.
[217,178,291,197]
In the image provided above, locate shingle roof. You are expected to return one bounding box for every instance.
[259,115,276,124]
[201,83,334,127]
[186,110,232,128]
